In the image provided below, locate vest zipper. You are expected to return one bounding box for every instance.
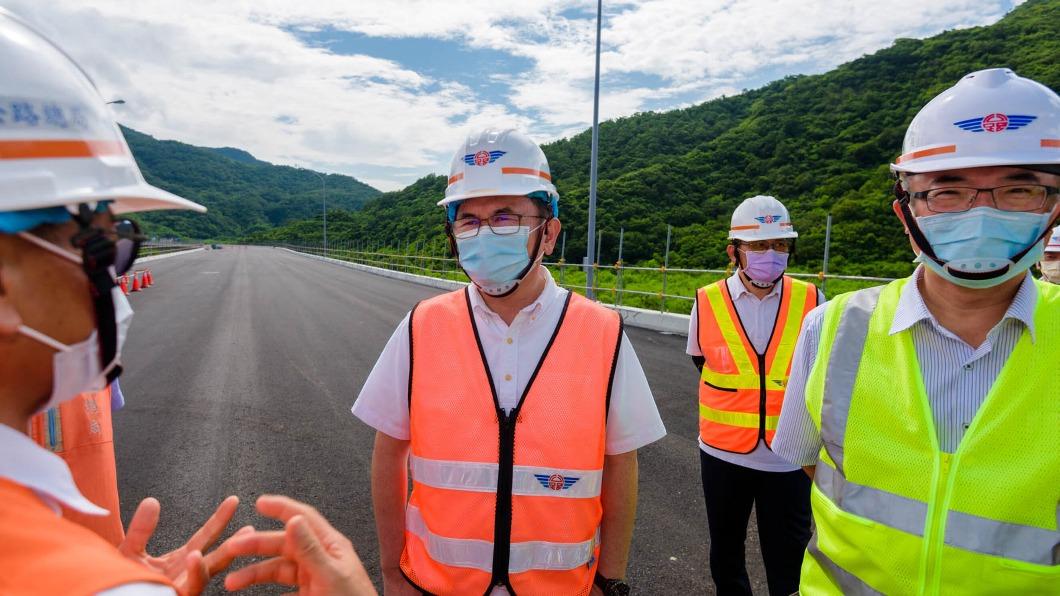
[922,452,952,595]
[756,352,767,442]
[490,410,517,593]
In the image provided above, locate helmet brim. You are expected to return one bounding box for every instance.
[891,154,1060,174]
[728,230,799,241]
[106,183,206,214]
[438,186,558,207]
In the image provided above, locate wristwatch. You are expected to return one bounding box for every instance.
[594,572,631,596]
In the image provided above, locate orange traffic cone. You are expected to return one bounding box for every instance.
[119,275,129,295]
[144,270,153,287]
[130,272,141,292]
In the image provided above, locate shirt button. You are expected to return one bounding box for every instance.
[963,364,972,370]
[504,374,512,381]
[506,337,513,345]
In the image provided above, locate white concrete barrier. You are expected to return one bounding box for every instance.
[283,248,691,336]
[280,248,467,292]
[135,247,204,264]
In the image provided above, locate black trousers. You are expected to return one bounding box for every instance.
[700,449,811,596]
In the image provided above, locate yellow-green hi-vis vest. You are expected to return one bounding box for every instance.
[801,277,1060,595]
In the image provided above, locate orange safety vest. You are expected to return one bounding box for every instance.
[0,477,169,595]
[402,288,622,596]
[695,276,817,453]
[29,388,125,545]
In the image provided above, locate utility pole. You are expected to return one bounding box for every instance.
[585,0,603,300]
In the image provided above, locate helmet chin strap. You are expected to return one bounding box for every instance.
[740,268,778,289]
[894,180,1059,281]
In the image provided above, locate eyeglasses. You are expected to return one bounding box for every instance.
[19,217,142,276]
[737,239,793,253]
[452,213,547,239]
[911,184,1059,213]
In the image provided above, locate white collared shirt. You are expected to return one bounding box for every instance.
[353,267,667,455]
[773,268,1038,466]
[687,272,825,472]
[0,423,174,596]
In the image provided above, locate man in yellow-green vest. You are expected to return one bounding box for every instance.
[772,68,1060,594]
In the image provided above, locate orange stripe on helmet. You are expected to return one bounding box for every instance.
[0,140,126,160]
[895,144,957,164]
[730,224,760,231]
[501,167,551,181]
[1042,139,1060,148]
[447,173,463,186]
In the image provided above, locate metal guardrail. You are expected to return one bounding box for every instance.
[277,243,896,313]
[138,243,202,258]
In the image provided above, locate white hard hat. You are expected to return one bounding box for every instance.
[729,195,798,241]
[0,9,204,216]
[891,68,1060,174]
[1046,225,1060,253]
[438,128,558,212]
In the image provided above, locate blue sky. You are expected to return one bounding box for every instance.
[9,0,1026,191]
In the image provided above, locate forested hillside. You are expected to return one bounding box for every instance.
[123,127,380,239]
[252,0,1058,277]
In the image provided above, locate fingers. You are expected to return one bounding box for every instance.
[224,557,299,591]
[177,550,207,596]
[287,515,327,568]
[215,529,286,559]
[255,495,332,536]
[185,495,240,553]
[120,497,161,556]
[203,525,256,577]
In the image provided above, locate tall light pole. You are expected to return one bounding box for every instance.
[585,0,603,300]
[300,168,328,256]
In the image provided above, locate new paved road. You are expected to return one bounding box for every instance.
[117,246,769,594]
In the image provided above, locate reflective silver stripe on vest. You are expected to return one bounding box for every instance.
[819,463,1060,564]
[807,532,885,595]
[406,505,599,573]
[410,455,603,499]
[814,463,927,537]
[821,285,884,472]
[946,508,1060,566]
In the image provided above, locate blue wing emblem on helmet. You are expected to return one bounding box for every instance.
[534,473,580,491]
[953,114,1036,132]
[754,215,783,224]
[463,150,507,166]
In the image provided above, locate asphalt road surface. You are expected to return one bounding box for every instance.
[117,245,769,594]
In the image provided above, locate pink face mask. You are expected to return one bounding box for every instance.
[740,249,788,287]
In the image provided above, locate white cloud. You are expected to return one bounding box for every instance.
[1,0,1022,191]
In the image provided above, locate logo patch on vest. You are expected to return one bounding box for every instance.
[535,473,580,491]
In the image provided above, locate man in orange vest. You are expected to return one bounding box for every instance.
[0,10,248,594]
[686,195,822,595]
[353,128,666,595]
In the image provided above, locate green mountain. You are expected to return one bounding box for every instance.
[122,127,381,240]
[253,0,1058,278]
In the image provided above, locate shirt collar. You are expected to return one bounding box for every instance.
[467,265,563,319]
[727,270,781,300]
[0,423,108,516]
[890,267,1038,342]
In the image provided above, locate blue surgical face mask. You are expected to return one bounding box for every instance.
[456,225,544,296]
[914,206,1053,289]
